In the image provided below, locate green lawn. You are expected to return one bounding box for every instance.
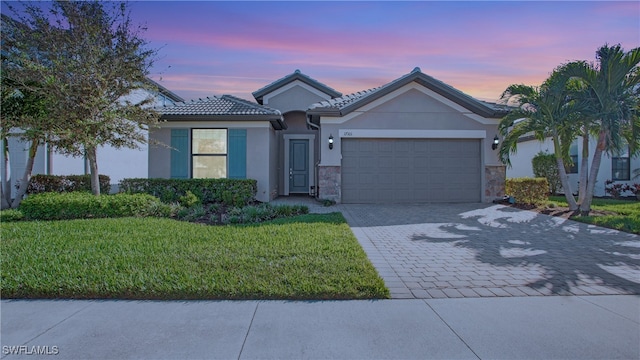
[548,196,640,234]
[1,213,389,300]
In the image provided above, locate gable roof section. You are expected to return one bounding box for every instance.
[252,69,342,104]
[307,67,510,119]
[158,95,286,130]
[146,78,185,103]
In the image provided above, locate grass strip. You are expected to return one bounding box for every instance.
[1,213,389,300]
[548,196,640,234]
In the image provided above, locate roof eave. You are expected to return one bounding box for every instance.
[160,114,281,122]
[329,72,512,118]
[160,114,286,130]
[306,108,342,117]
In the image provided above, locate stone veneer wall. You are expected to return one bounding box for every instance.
[318,166,341,203]
[485,165,506,202]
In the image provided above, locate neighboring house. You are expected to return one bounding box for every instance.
[151,67,509,203]
[506,136,639,197]
[0,80,184,196]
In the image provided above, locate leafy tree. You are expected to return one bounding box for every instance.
[1,14,56,208]
[0,79,53,209]
[532,152,561,195]
[498,70,583,211]
[2,1,160,196]
[559,44,640,214]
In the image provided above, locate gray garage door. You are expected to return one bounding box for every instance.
[341,138,481,203]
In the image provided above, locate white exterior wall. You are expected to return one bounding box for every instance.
[506,137,640,197]
[0,138,47,198]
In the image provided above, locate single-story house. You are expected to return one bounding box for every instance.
[506,136,639,197]
[1,80,184,197]
[151,68,509,203]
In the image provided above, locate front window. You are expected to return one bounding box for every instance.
[612,146,630,181]
[192,129,227,178]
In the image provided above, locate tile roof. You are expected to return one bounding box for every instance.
[252,70,342,104]
[158,95,286,130]
[308,67,510,118]
[308,87,382,111]
[159,95,282,116]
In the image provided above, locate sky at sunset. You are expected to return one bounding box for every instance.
[4,1,640,103]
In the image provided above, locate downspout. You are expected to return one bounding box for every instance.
[306,114,319,130]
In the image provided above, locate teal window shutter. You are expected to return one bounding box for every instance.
[170,129,189,178]
[228,129,247,179]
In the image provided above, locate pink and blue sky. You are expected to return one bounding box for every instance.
[6,1,640,102]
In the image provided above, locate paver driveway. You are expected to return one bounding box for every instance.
[340,203,640,299]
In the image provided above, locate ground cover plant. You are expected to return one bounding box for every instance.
[545,196,640,234]
[0,214,389,300]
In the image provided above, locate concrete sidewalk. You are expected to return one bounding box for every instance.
[2,296,638,359]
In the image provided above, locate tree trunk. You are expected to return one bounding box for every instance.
[557,156,578,211]
[579,131,606,215]
[10,139,39,209]
[553,135,578,211]
[578,130,589,205]
[86,146,100,196]
[2,138,11,209]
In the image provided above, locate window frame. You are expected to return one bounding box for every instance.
[611,146,630,181]
[191,128,228,179]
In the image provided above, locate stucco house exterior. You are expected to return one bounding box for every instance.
[151,68,508,203]
[308,67,508,203]
[149,95,286,202]
[506,136,639,197]
[149,70,342,203]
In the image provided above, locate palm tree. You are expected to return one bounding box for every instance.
[498,70,583,211]
[560,44,640,215]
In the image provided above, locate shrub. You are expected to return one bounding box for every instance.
[627,183,640,196]
[0,209,24,222]
[119,178,256,206]
[605,181,640,198]
[180,205,207,222]
[532,152,560,195]
[19,192,170,220]
[506,177,549,206]
[28,174,111,194]
[322,199,336,207]
[223,203,308,224]
[178,190,200,208]
[605,180,627,199]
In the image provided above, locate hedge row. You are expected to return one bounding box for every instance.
[20,192,172,220]
[506,177,549,205]
[28,174,111,194]
[119,178,257,207]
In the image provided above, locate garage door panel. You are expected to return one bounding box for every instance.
[342,138,481,203]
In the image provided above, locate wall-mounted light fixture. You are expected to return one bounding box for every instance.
[492,135,500,150]
[328,134,334,150]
